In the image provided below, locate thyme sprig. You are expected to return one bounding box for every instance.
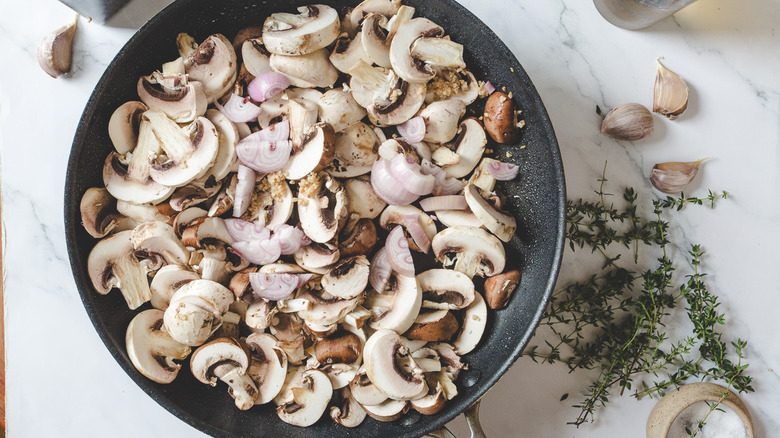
[525,163,751,427]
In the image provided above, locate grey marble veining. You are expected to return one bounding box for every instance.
[2,0,778,436]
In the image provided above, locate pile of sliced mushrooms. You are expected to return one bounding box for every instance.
[81,0,526,428]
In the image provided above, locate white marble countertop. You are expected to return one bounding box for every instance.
[2,0,778,436]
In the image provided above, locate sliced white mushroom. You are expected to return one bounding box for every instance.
[318,89,367,133]
[389,18,446,83]
[257,92,289,129]
[443,118,487,178]
[343,176,386,219]
[241,38,272,76]
[348,60,426,126]
[205,109,239,180]
[419,98,466,144]
[463,183,517,242]
[149,264,199,310]
[184,34,237,103]
[270,49,339,88]
[80,187,122,238]
[163,279,235,346]
[410,379,446,415]
[327,122,380,177]
[109,101,147,154]
[469,157,499,192]
[131,220,190,268]
[245,333,288,404]
[262,5,340,56]
[276,369,333,427]
[416,268,475,310]
[241,176,294,227]
[287,97,320,152]
[283,123,336,181]
[126,309,191,384]
[136,75,207,123]
[363,329,427,400]
[349,0,402,29]
[173,206,208,237]
[380,204,436,251]
[366,273,421,333]
[190,337,258,410]
[88,230,151,310]
[269,313,307,364]
[330,386,367,427]
[297,171,349,243]
[144,109,219,188]
[321,255,370,299]
[180,216,235,249]
[452,291,487,355]
[433,209,483,229]
[349,365,389,406]
[329,32,371,74]
[297,283,361,326]
[431,225,506,278]
[294,242,340,273]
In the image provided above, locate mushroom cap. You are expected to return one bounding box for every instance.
[126,309,191,384]
[241,38,271,76]
[349,365,389,406]
[452,291,487,355]
[262,4,340,56]
[419,98,466,144]
[469,157,498,192]
[297,171,349,244]
[282,123,336,181]
[190,337,251,384]
[172,206,208,237]
[484,269,521,310]
[294,241,340,272]
[246,333,289,404]
[276,369,334,427]
[330,387,367,428]
[131,220,190,267]
[149,264,199,310]
[417,268,475,310]
[80,187,121,239]
[368,273,422,334]
[329,32,370,74]
[318,88,367,133]
[136,76,208,123]
[463,183,517,242]
[349,0,401,30]
[410,379,446,415]
[181,216,235,249]
[163,279,234,346]
[339,218,379,258]
[389,18,444,83]
[442,118,487,178]
[361,398,409,422]
[87,230,151,309]
[321,255,370,300]
[109,101,147,154]
[270,49,339,89]
[184,34,237,103]
[363,329,427,401]
[404,309,460,342]
[204,109,239,181]
[343,176,386,220]
[315,329,363,365]
[431,225,506,278]
[360,13,391,68]
[434,209,484,229]
[369,79,427,127]
[328,122,380,178]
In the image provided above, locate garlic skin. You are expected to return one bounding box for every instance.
[653,59,689,120]
[37,15,78,78]
[601,103,654,141]
[650,159,706,194]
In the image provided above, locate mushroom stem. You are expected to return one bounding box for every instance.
[411,38,465,68]
[113,255,152,309]
[145,110,196,162]
[200,257,229,284]
[349,60,392,90]
[214,365,258,410]
[454,254,480,279]
[386,5,416,40]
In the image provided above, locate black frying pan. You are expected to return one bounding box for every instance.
[64,0,566,436]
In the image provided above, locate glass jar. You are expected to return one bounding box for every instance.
[593,0,699,30]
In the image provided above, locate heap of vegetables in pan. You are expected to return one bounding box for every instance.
[81,0,526,427]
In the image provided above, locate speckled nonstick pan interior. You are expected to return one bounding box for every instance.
[64,0,566,436]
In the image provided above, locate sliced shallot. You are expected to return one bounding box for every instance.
[385,225,415,277]
[403,214,431,253]
[270,224,311,255]
[371,159,420,205]
[419,195,468,212]
[233,165,256,218]
[232,238,282,265]
[487,161,519,181]
[388,154,435,196]
[484,81,496,95]
[236,134,292,173]
[249,272,299,301]
[225,218,270,242]
[397,116,426,143]
[215,93,263,123]
[248,71,291,102]
[369,247,392,293]
[420,159,464,195]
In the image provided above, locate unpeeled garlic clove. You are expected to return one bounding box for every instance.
[649,159,707,194]
[37,15,78,78]
[653,59,689,120]
[600,103,654,141]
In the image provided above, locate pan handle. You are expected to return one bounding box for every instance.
[426,400,487,438]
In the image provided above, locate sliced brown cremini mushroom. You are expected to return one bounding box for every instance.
[463,183,517,242]
[321,255,370,299]
[144,109,220,188]
[294,241,340,273]
[389,18,464,83]
[338,217,379,257]
[418,98,466,144]
[262,4,340,56]
[431,225,506,278]
[452,290,487,355]
[126,309,191,384]
[404,309,460,342]
[149,264,199,310]
[183,34,237,103]
[108,101,148,154]
[380,204,436,252]
[241,38,272,76]
[245,333,289,404]
[276,368,333,427]
[365,272,421,333]
[283,123,336,181]
[409,347,442,373]
[80,187,123,238]
[103,119,175,205]
[330,386,367,427]
[484,91,522,144]
[270,49,339,88]
[190,337,258,410]
[484,269,521,310]
[136,74,207,123]
[297,171,349,244]
[363,329,427,400]
[348,60,427,126]
[417,268,475,310]
[315,329,363,365]
[318,88,367,133]
[88,230,151,310]
[131,220,190,269]
[163,279,235,346]
[343,176,386,219]
[245,298,278,331]
[329,32,370,74]
[327,122,381,178]
[443,118,488,178]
